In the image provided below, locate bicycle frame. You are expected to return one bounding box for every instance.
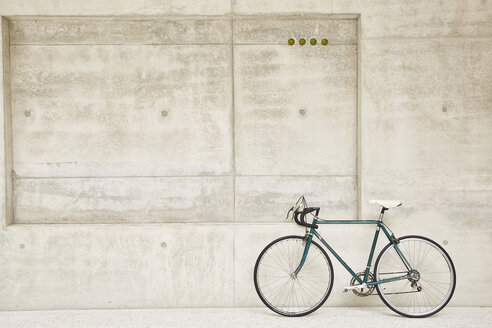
[294,210,413,287]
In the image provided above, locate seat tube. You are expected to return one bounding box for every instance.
[364,223,380,282]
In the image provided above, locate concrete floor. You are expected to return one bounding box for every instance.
[0,307,490,328]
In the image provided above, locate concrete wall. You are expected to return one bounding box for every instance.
[0,0,491,310]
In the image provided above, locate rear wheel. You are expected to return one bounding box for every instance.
[374,235,456,317]
[254,235,334,316]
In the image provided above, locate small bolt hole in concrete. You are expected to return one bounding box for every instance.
[443,240,448,245]
[161,242,167,248]
[24,110,31,117]
[299,109,306,116]
[161,110,168,117]
[442,106,447,112]
[19,243,25,249]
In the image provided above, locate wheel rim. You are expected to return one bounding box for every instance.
[255,237,332,316]
[376,238,455,317]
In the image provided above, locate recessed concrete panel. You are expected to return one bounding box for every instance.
[333,0,492,39]
[10,44,233,177]
[14,176,233,224]
[1,17,11,228]
[233,0,333,14]
[235,176,357,222]
[234,18,357,45]
[0,0,231,15]
[10,19,232,45]
[234,43,357,175]
[0,224,234,310]
[361,39,492,176]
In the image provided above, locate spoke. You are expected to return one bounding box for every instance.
[278,243,293,273]
[265,251,289,274]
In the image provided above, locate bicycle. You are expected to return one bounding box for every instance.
[253,196,456,318]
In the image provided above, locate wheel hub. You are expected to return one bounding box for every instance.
[409,269,420,282]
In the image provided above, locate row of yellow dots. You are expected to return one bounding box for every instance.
[288,38,328,45]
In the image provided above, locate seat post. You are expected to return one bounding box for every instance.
[378,207,387,222]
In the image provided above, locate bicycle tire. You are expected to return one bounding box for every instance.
[254,235,334,317]
[374,235,456,318]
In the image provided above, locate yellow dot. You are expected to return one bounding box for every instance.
[288,38,295,45]
[310,38,317,45]
[299,38,306,45]
[321,39,328,45]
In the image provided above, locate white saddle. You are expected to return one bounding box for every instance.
[370,199,402,209]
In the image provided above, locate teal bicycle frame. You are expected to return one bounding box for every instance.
[294,209,413,287]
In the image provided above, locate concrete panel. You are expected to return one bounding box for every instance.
[0,224,234,310]
[363,193,492,307]
[14,176,233,224]
[10,44,233,177]
[10,19,232,45]
[235,176,356,222]
[361,174,492,306]
[333,0,492,39]
[233,18,357,45]
[234,44,357,175]
[0,0,231,15]
[361,39,492,176]
[233,1,332,14]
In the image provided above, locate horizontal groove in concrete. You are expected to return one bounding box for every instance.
[15,174,356,179]
[10,43,357,46]
[5,14,360,21]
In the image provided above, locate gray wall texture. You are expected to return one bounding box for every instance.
[0,0,491,310]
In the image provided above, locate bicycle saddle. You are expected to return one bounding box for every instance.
[369,199,402,209]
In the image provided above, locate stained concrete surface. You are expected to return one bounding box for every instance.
[10,19,232,45]
[234,43,357,176]
[10,43,233,178]
[14,176,234,223]
[0,307,491,328]
[0,224,234,309]
[0,0,491,311]
[235,176,357,222]
[233,18,357,45]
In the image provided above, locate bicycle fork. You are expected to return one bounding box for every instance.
[292,230,314,276]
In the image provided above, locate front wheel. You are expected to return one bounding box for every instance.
[254,235,334,316]
[374,235,456,318]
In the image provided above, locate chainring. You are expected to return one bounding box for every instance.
[350,272,375,297]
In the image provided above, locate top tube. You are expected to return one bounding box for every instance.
[316,220,380,225]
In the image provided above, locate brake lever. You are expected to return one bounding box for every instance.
[285,206,294,221]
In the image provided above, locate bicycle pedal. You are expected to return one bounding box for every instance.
[343,283,367,293]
